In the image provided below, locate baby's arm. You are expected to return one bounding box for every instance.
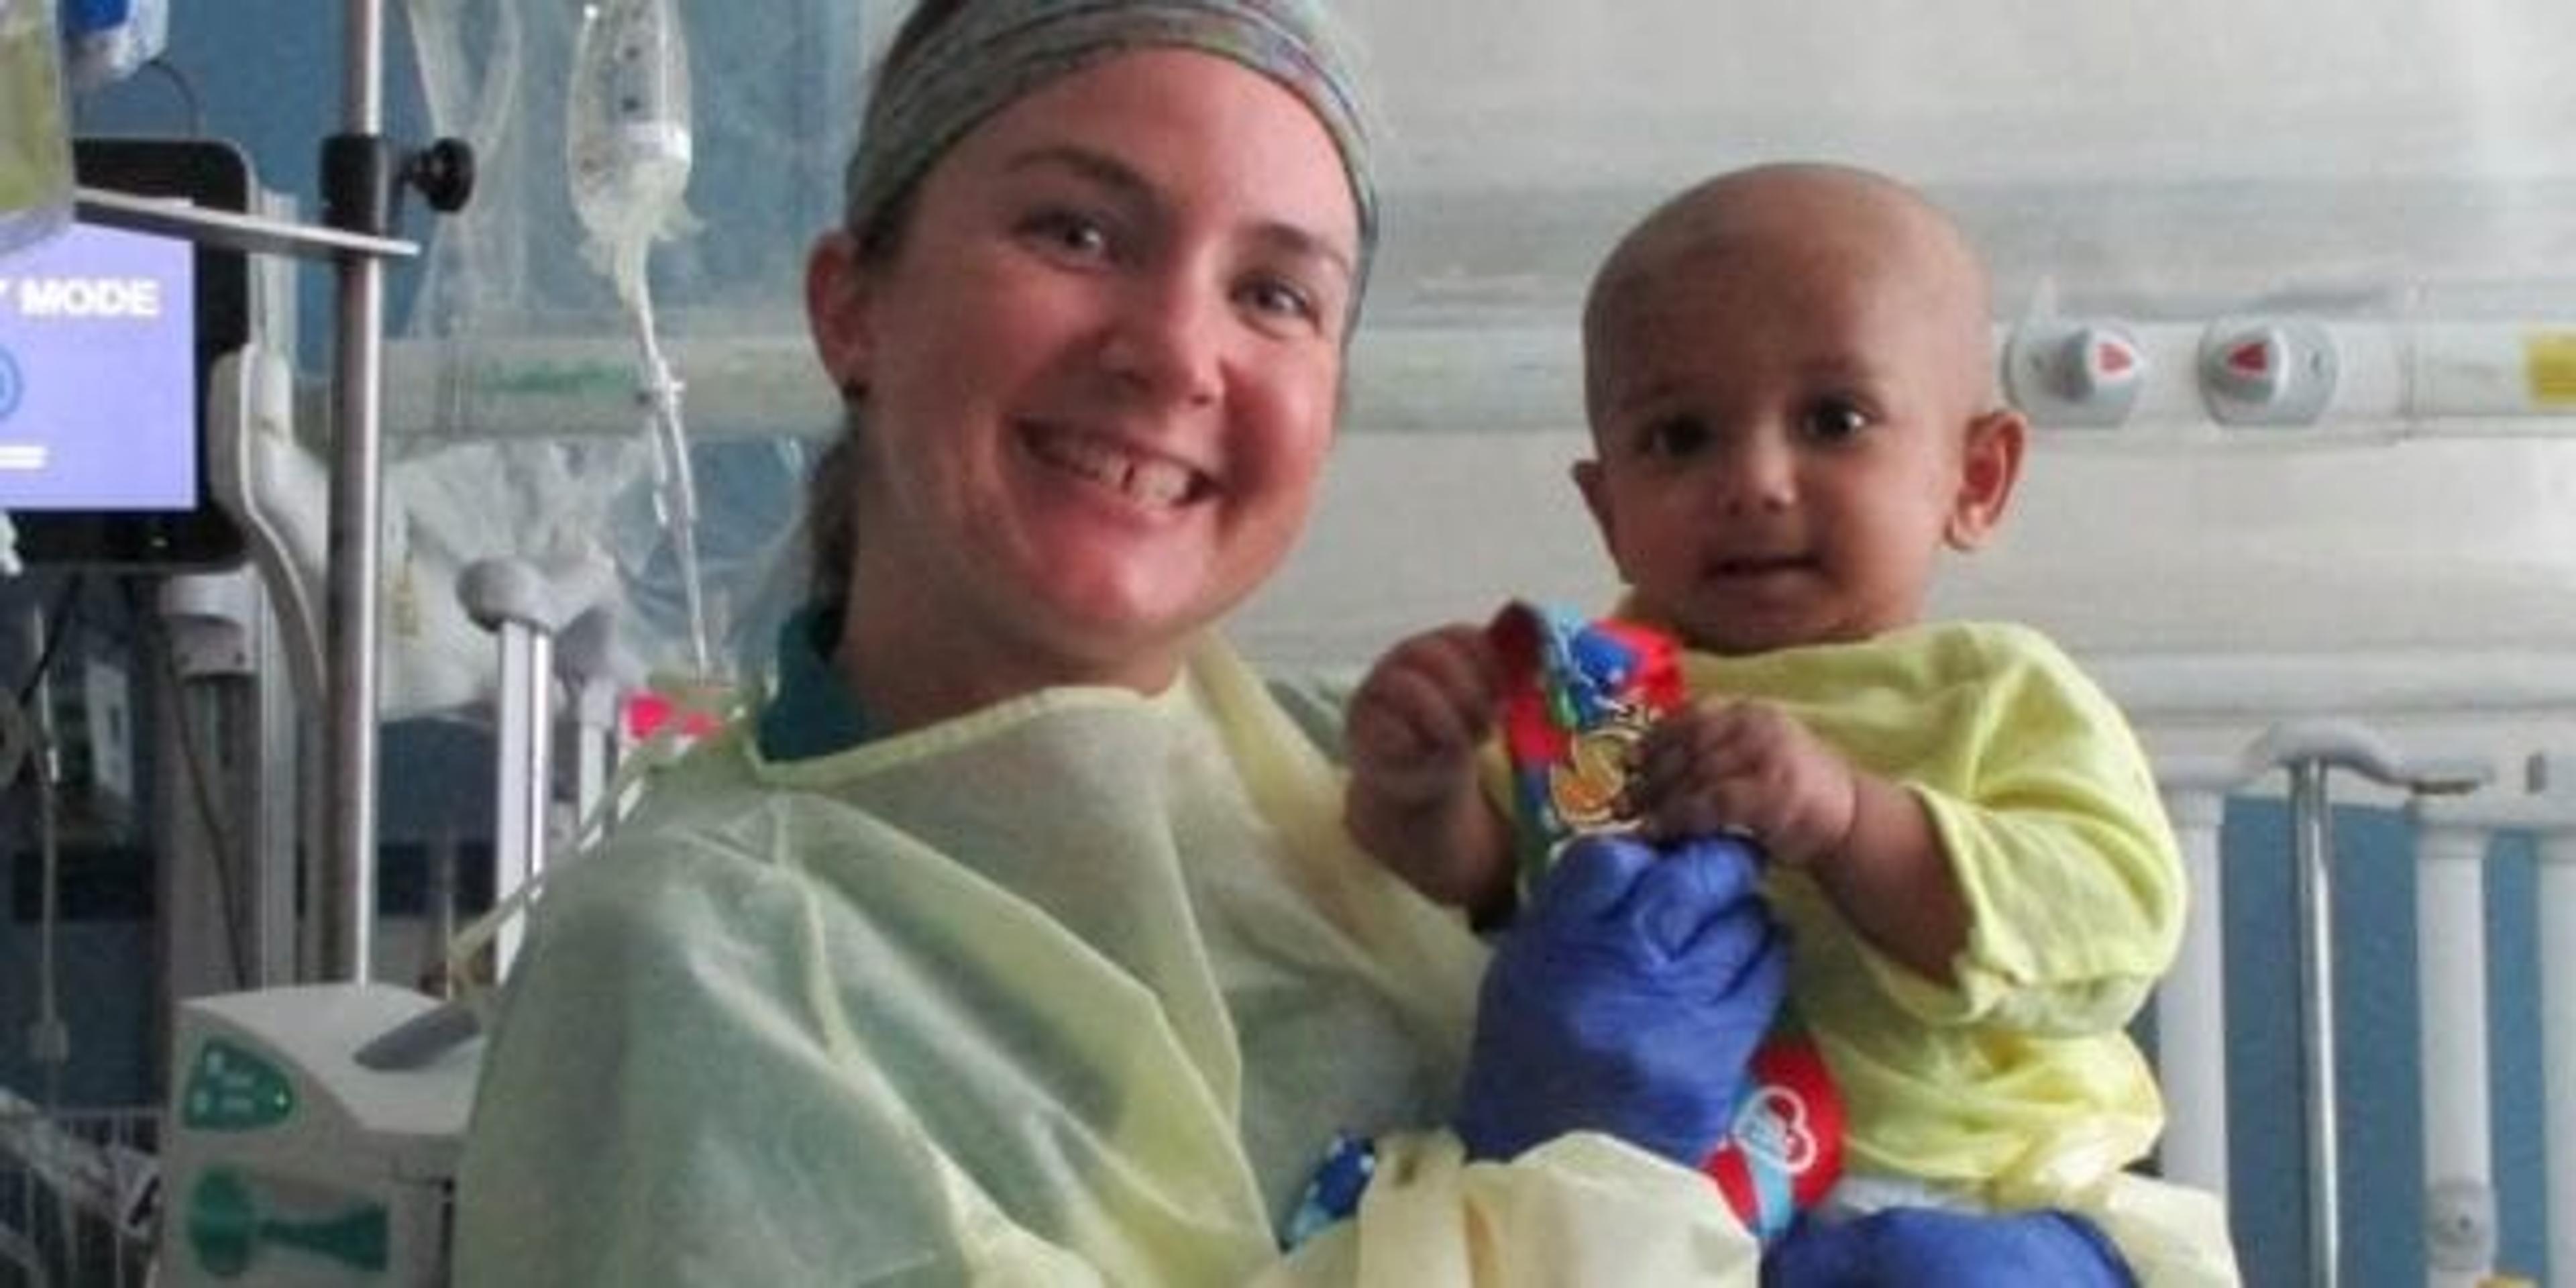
[1342,625,1517,921]
[1633,698,1968,983]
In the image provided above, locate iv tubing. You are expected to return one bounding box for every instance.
[628,271,713,678]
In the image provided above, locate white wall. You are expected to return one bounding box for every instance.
[1225,0,2576,690]
[1354,0,2576,191]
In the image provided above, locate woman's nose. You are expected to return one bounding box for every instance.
[1099,272,1224,408]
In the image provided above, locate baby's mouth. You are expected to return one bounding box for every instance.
[1710,553,1815,578]
[1022,425,1210,508]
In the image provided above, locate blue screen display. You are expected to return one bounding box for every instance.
[0,219,198,512]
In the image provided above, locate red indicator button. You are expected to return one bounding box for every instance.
[2202,320,2334,423]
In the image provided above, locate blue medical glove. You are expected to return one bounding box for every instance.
[1761,1207,2138,1288]
[1453,832,1789,1165]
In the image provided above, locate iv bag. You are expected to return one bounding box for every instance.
[0,0,74,256]
[567,0,693,299]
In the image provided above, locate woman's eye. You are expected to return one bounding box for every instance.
[1240,276,1322,330]
[1020,209,1114,261]
[1803,398,1871,441]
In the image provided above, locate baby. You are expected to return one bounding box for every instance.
[1344,162,2238,1281]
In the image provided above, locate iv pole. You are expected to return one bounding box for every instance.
[315,0,476,981]
[317,0,393,983]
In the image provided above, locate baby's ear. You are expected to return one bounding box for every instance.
[1943,408,2026,551]
[1571,457,1616,547]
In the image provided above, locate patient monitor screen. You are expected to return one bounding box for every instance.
[0,137,248,570]
[0,220,199,512]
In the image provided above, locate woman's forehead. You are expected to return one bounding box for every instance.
[845,1,1378,253]
[934,48,1361,251]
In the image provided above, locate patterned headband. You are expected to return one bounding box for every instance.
[843,0,1377,286]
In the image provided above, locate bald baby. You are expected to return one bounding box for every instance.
[1582,162,2001,443]
[1342,160,2233,1285]
[1570,159,2023,658]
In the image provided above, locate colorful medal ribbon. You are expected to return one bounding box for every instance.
[1490,600,1845,1243]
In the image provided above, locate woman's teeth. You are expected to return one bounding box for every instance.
[1030,431,1197,506]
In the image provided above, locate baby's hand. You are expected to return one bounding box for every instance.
[1631,698,1858,867]
[1343,624,1503,803]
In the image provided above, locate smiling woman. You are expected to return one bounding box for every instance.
[448,2,1796,1284]
[804,46,1356,726]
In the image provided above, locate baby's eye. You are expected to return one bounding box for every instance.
[1640,415,1714,459]
[1800,397,1872,442]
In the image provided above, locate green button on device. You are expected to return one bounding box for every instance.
[180,1038,297,1131]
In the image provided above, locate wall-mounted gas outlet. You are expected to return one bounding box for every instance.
[2200,318,2338,426]
[2006,321,2147,429]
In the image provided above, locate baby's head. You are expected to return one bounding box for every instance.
[1574,162,2024,656]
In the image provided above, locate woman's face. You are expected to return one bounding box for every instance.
[810,47,1357,695]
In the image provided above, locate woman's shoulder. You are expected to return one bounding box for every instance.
[537,738,807,936]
